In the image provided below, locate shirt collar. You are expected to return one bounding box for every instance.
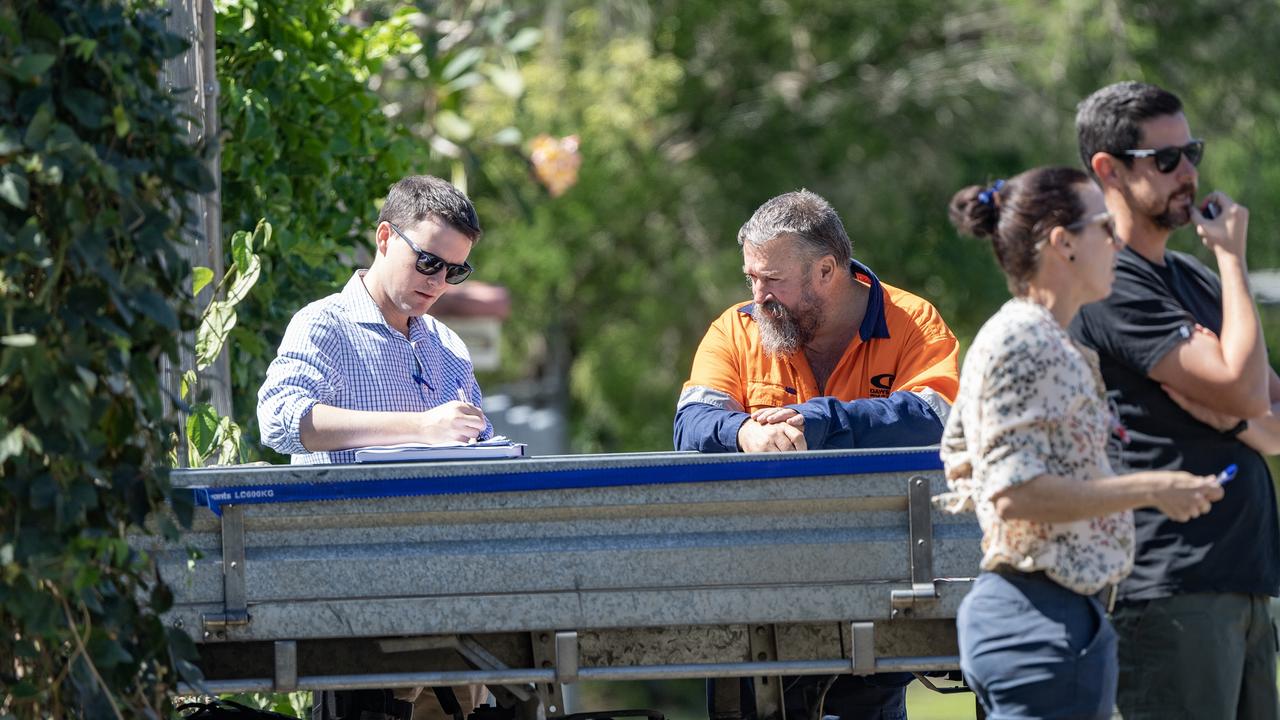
[342,270,395,327]
[851,258,890,340]
[738,259,889,340]
[344,270,435,343]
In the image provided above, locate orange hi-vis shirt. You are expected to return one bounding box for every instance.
[674,259,959,452]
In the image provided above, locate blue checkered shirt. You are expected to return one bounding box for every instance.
[257,271,491,465]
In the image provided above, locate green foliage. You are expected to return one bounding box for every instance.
[215,0,418,448]
[996,0,1280,275]
[206,0,549,468]
[219,690,309,717]
[216,1,537,458]
[370,2,542,185]
[184,220,268,467]
[648,0,1050,342]
[465,7,715,451]
[433,0,1280,454]
[0,0,205,715]
[642,0,1280,345]
[455,1,1010,450]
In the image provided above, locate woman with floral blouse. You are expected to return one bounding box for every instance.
[937,166,1224,719]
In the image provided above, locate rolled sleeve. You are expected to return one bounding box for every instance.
[979,423,1054,502]
[257,308,345,455]
[973,343,1057,501]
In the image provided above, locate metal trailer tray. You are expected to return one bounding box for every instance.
[144,447,980,715]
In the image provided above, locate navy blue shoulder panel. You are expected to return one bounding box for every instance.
[850,258,890,340]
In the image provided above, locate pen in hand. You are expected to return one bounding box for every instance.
[456,385,482,444]
[1217,464,1238,485]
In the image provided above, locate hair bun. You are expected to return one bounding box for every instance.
[948,183,1000,240]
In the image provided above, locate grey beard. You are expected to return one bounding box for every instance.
[757,299,817,357]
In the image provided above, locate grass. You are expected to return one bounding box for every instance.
[906,677,977,719]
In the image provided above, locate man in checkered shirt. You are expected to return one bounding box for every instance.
[258,174,493,466]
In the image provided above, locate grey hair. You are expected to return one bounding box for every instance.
[737,189,852,267]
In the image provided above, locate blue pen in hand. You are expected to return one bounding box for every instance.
[1217,464,1238,485]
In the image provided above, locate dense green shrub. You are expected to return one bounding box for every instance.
[0,0,206,715]
[215,2,537,459]
[215,0,416,450]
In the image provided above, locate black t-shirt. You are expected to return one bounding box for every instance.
[1070,246,1279,601]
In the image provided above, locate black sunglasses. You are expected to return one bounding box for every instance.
[1122,139,1204,174]
[386,222,474,284]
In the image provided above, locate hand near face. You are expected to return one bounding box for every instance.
[418,400,488,443]
[738,415,807,452]
[1190,191,1249,257]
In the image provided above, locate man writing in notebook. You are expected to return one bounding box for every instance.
[674,190,960,720]
[257,176,492,719]
[258,174,491,466]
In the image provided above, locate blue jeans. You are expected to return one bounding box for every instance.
[958,571,1116,720]
[706,673,910,720]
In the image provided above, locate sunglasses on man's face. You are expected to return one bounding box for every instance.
[1122,139,1205,174]
[386,222,474,284]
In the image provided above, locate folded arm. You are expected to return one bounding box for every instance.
[788,391,945,449]
[788,330,958,449]
[673,392,751,453]
[1151,319,1269,417]
[1238,368,1280,454]
[1174,365,1280,455]
[1151,202,1268,416]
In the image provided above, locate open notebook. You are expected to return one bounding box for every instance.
[353,436,527,463]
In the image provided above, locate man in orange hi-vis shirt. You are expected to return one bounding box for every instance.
[674,189,959,720]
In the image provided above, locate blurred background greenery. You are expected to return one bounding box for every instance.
[8,0,1279,716]
[208,0,1280,716]
[214,0,1280,458]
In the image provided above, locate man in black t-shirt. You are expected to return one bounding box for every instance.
[1071,81,1280,719]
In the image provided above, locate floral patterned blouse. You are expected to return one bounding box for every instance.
[935,298,1134,595]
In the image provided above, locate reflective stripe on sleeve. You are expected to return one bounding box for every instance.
[677,386,745,412]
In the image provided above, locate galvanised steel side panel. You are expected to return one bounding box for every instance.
[144,449,981,644]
